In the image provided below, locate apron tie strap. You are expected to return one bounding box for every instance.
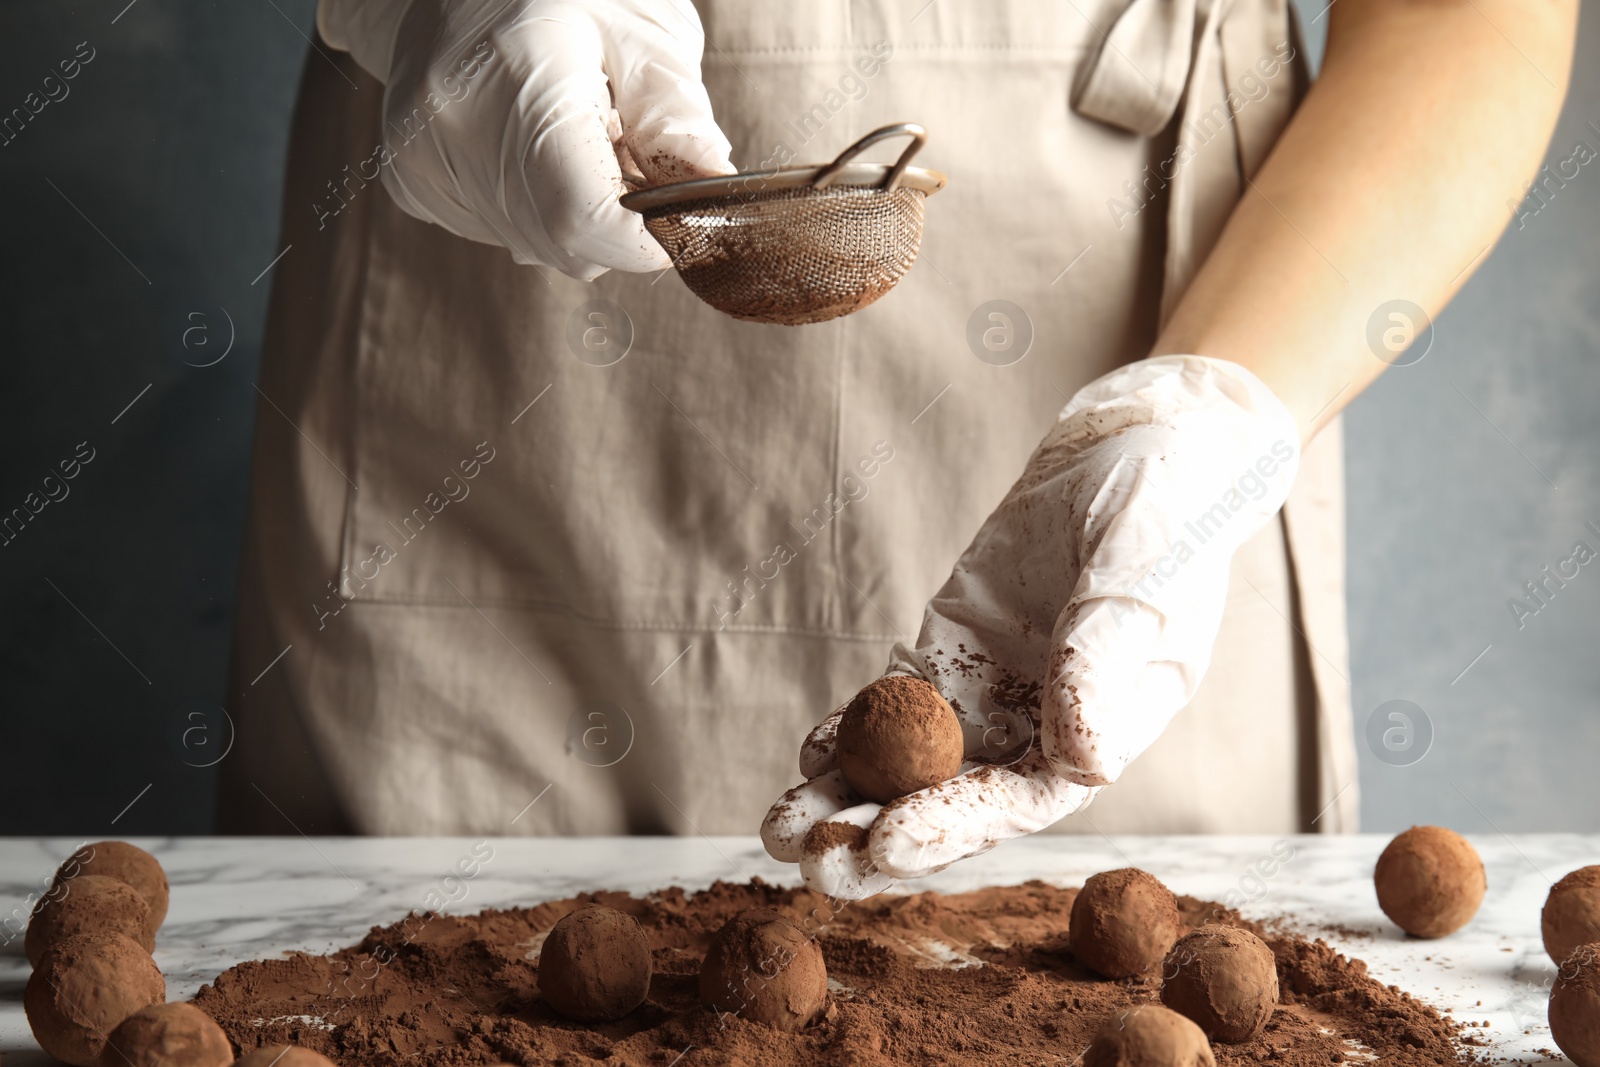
[1072,0,1200,138]
[1073,0,1299,323]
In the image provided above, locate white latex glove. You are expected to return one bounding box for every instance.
[318,0,734,279]
[762,355,1301,900]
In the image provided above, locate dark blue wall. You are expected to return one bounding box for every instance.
[0,0,314,833]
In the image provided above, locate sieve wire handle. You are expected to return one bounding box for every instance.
[810,123,927,192]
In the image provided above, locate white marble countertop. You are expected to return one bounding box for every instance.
[1,834,1594,1065]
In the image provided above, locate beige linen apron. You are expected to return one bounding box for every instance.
[218,0,1359,836]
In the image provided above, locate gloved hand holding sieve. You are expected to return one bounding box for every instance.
[621,123,947,325]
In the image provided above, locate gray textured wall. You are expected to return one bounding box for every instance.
[0,1,1593,835]
[1329,6,1600,832]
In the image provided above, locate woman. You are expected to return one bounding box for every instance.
[219,0,1575,899]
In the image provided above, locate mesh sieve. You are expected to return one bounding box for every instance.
[621,124,947,326]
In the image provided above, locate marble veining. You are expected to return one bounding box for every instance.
[2,834,1595,1065]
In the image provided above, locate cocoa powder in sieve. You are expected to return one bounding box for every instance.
[193,880,1481,1067]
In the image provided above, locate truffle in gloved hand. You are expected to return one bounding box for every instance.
[762,355,1301,900]
[835,675,965,804]
[317,0,735,278]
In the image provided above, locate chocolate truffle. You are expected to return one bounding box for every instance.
[101,1002,233,1067]
[25,932,166,1067]
[1160,925,1278,1043]
[1544,867,1600,966]
[836,675,964,803]
[537,905,653,1021]
[235,1047,336,1067]
[27,875,154,966]
[699,909,827,1031]
[1084,1004,1216,1067]
[1070,868,1183,979]
[55,841,170,932]
[1373,826,1485,939]
[1551,944,1600,1067]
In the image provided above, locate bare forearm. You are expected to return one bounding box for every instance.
[1152,0,1578,440]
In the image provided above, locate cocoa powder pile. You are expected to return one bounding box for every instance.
[194,880,1480,1067]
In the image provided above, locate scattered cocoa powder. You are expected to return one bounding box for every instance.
[193,880,1483,1067]
[236,1048,337,1067]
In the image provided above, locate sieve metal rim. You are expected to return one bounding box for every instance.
[619,122,946,214]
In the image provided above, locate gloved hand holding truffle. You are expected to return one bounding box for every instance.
[762,355,1301,899]
[317,0,734,279]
